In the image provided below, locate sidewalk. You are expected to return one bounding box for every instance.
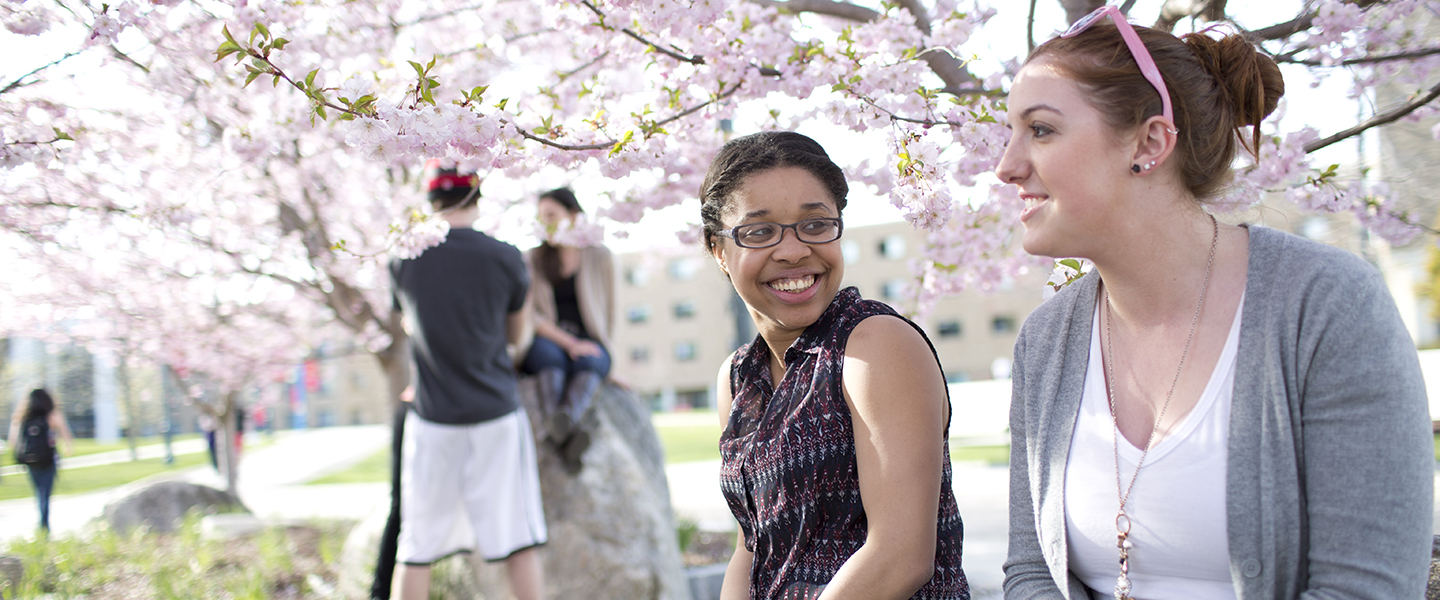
[0,426,391,542]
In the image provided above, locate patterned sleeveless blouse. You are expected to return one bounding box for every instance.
[719,287,969,600]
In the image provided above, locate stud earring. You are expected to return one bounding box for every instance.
[1143,161,1156,171]
[1131,164,1141,174]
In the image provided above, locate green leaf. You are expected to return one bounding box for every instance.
[221,24,237,45]
[305,69,318,88]
[244,71,261,87]
[495,98,509,111]
[609,130,634,157]
[316,105,328,120]
[254,22,270,41]
[271,38,290,50]
[1058,258,1082,271]
[409,61,424,77]
[213,40,242,62]
[52,128,73,141]
[471,85,488,99]
[272,74,282,87]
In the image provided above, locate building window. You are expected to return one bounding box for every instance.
[674,341,697,362]
[841,240,861,265]
[881,279,907,301]
[626,266,650,287]
[878,234,906,260]
[626,305,651,324]
[630,347,650,363]
[937,320,962,338]
[673,300,696,319]
[992,315,1017,335]
[669,258,699,281]
[677,389,709,410]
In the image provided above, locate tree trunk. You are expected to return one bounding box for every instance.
[118,353,139,462]
[217,391,239,495]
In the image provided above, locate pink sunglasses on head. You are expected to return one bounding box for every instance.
[1062,4,1176,131]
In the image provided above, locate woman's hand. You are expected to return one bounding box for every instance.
[566,339,604,359]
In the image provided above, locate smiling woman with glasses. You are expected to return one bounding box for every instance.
[701,131,969,600]
[997,5,1432,600]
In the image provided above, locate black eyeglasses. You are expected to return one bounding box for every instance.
[715,217,844,249]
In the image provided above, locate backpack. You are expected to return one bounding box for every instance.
[15,417,53,467]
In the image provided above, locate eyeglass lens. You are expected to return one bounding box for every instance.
[734,219,841,248]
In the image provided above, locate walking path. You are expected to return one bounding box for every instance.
[0,423,1436,600]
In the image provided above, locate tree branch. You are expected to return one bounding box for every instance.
[1,50,82,96]
[753,0,985,95]
[1275,46,1440,67]
[1304,78,1440,153]
[895,0,932,35]
[1027,0,1038,54]
[577,0,705,67]
[749,0,880,22]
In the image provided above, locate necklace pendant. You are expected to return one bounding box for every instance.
[1114,572,1133,599]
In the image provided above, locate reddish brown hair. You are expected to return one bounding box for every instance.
[1029,22,1285,200]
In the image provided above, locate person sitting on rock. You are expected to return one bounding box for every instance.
[520,186,617,473]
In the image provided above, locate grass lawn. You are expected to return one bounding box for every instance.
[657,424,723,464]
[0,452,213,501]
[305,420,1015,485]
[0,434,204,469]
[306,447,391,485]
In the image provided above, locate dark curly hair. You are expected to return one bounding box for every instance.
[699,131,848,253]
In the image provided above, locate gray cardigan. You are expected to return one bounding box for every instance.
[1004,225,1434,599]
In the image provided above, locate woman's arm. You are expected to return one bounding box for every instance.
[1293,271,1432,598]
[49,410,74,456]
[817,316,947,599]
[714,353,754,600]
[1001,333,1068,598]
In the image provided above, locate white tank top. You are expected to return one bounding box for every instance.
[1064,295,1244,599]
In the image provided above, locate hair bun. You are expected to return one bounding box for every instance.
[1183,32,1285,149]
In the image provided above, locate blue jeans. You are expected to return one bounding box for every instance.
[28,464,56,531]
[521,336,611,377]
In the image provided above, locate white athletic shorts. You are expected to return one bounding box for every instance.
[397,408,547,564]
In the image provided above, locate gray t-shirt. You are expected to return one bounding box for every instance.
[390,228,529,425]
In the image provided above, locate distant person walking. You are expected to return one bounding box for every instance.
[8,389,74,532]
[521,187,616,472]
[387,164,547,600]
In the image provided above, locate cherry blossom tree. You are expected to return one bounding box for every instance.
[2,0,1439,398]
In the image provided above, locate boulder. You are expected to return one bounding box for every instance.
[1428,535,1440,599]
[338,381,691,600]
[100,480,247,534]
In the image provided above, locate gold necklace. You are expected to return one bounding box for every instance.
[1102,213,1218,600]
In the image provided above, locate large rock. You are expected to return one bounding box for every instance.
[1427,535,1440,599]
[100,480,247,534]
[338,381,691,600]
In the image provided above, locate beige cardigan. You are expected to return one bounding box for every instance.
[524,245,617,351]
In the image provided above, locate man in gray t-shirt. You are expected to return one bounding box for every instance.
[384,166,546,600]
